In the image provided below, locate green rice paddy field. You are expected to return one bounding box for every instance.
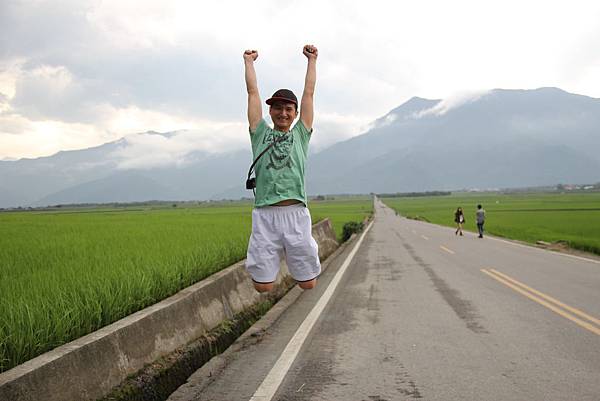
[382,192,600,255]
[0,199,372,373]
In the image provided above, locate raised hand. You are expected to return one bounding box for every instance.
[303,45,318,59]
[300,45,317,130]
[243,50,258,62]
[243,49,261,130]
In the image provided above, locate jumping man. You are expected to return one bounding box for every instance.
[243,45,320,292]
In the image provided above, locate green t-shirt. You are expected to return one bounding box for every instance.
[250,118,312,207]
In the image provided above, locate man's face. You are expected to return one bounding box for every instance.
[269,101,298,131]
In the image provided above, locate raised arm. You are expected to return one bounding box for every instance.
[300,45,318,130]
[243,50,262,131]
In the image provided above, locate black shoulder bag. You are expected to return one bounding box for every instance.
[246,132,290,194]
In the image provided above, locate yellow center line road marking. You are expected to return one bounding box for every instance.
[440,245,455,254]
[489,269,600,327]
[249,221,374,401]
[481,269,600,336]
[421,235,429,240]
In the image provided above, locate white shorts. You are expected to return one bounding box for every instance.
[246,204,321,283]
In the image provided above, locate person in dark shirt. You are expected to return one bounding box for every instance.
[454,207,465,236]
[476,204,486,238]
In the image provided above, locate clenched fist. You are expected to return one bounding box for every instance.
[243,50,258,62]
[303,45,318,59]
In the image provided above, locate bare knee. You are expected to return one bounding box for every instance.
[298,279,317,290]
[253,282,274,293]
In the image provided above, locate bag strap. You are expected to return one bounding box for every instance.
[247,131,290,182]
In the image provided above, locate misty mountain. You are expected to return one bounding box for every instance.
[0,135,254,207]
[0,140,123,207]
[1,87,599,208]
[306,87,600,193]
[35,172,173,205]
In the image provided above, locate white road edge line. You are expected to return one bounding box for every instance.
[486,236,600,265]
[387,202,600,265]
[249,220,375,401]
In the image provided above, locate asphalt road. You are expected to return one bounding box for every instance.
[169,199,600,401]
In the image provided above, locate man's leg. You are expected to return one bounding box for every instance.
[246,208,283,292]
[297,278,317,290]
[253,280,275,293]
[284,206,321,290]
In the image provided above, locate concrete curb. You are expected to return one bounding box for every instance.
[0,218,339,401]
[166,227,360,401]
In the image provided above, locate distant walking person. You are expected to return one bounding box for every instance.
[242,45,321,293]
[454,207,465,236]
[476,204,486,238]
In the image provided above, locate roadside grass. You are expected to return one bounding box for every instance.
[0,198,372,373]
[310,197,373,240]
[381,192,600,255]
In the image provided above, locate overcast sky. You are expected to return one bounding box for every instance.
[1,0,600,161]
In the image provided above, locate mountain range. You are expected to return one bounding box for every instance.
[1,87,599,208]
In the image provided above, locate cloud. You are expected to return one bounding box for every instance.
[0,59,21,99]
[108,111,373,169]
[2,1,249,125]
[111,121,249,169]
[1,0,419,129]
[0,116,109,159]
[559,23,600,97]
[414,90,490,118]
[3,0,600,161]
[367,113,399,131]
[310,112,373,152]
[0,112,32,135]
[11,64,88,122]
[0,101,251,161]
